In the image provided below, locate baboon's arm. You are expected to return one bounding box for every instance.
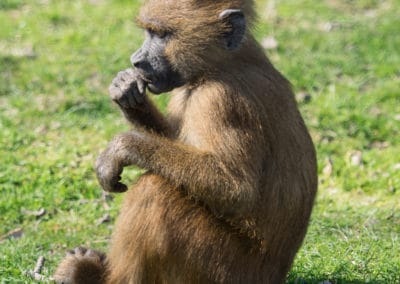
[119,96,171,136]
[96,130,259,216]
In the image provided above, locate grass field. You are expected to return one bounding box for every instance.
[0,0,399,283]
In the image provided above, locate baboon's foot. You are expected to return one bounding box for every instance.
[53,246,107,284]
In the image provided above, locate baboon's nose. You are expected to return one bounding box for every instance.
[131,49,145,67]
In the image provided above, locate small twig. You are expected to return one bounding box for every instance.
[21,208,46,218]
[0,228,24,243]
[28,271,48,281]
[34,256,45,274]
[26,256,54,282]
[96,213,111,225]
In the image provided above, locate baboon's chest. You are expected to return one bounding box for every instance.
[169,90,214,150]
[177,111,209,149]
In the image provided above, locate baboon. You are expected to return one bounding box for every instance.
[54,0,317,283]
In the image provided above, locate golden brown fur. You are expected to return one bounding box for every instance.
[54,0,317,283]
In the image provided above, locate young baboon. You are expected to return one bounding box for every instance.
[54,0,317,283]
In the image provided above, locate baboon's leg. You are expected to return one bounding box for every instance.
[106,175,283,284]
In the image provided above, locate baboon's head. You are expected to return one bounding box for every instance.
[130,0,255,93]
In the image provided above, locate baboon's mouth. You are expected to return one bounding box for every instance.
[147,82,168,95]
[137,72,153,84]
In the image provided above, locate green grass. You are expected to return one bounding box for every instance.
[0,0,399,283]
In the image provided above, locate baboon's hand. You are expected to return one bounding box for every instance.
[109,68,146,109]
[95,146,128,193]
[95,132,146,192]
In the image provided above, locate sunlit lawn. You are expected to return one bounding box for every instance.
[0,0,399,283]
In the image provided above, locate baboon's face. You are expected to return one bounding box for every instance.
[130,29,185,94]
[132,2,246,93]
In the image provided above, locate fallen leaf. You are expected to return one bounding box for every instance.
[21,208,46,218]
[365,9,377,18]
[9,45,37,58]
[261,36,278,50]
[296,92,312,104]
[318,22,340,32]
[323,158,333,177]
[78,199,90,205]
[319,22,334,32]
[370,141,389,150]
[0,228,24,243]
[320,130,337,143]
[350,151,363,166]
[96,214,111,225]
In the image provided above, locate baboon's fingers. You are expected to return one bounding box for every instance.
[112,181,128,193]
[117,71,127,81]
[123,85,144,108]
[137,78,146,95]
[133,87,145,104]
[119,70,133,82]
[126,67,146,94]
[111,77,121,88]
[74,247,87,255]
[127,89,138,108]
[112,88,130,109]
[85,249,106,262]
[109,84,123,100]
[126,67,136,77]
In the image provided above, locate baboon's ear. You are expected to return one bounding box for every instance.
[219,9,246,50]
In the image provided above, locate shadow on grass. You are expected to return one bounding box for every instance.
[61,98,114,118]
[287,278,387,284]
[0,0,24,10]
[0,56,20,96]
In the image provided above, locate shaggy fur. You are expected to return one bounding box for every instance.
[54,0,317,283]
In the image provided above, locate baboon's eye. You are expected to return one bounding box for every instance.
[147,28,168,39]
